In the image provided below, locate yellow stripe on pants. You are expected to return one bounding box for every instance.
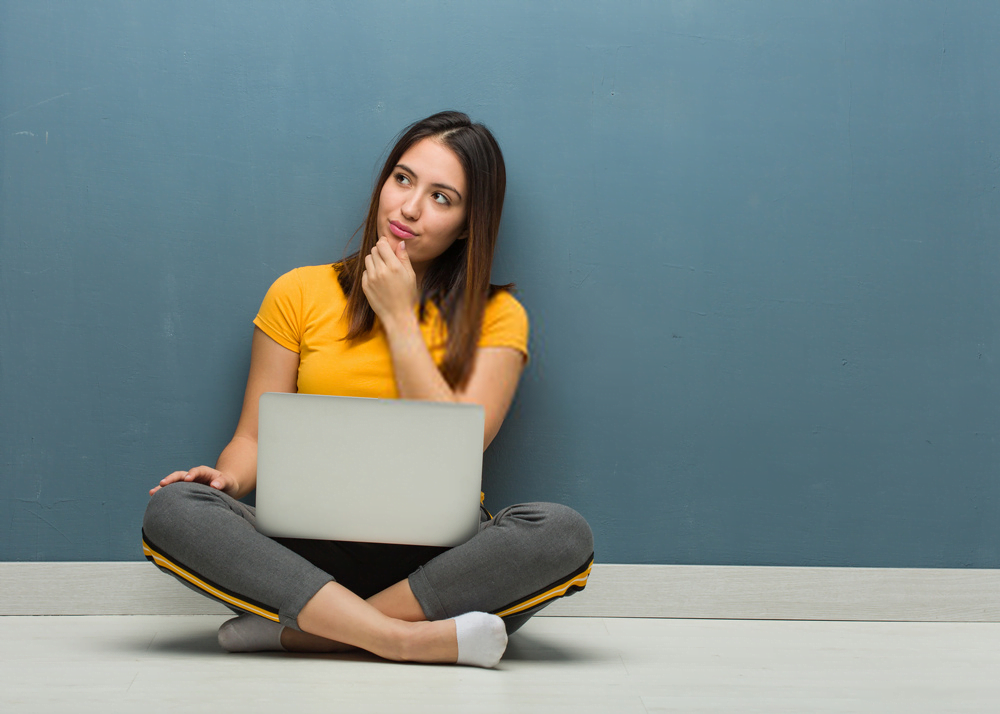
[142,540,280,623]
[495,559,593,618]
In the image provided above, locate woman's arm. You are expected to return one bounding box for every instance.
[382,321,524,449]
[363,238,525,449]
[150,327,299,499]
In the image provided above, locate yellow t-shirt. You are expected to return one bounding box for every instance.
[252,264,529,397]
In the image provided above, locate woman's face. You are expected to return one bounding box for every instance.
[378,138,468,275]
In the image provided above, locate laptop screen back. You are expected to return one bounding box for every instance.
[255,393,484,547]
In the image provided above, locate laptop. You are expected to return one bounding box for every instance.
[255,392,485,547]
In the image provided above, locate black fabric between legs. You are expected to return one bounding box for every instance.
[274,537,449,599]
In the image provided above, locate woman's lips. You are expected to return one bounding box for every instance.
[389,221,416,239]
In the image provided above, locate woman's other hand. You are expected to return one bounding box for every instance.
[361,237,418,328]
[149,466,238,497]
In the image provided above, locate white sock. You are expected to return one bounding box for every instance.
[453,612,507,668]
[217,614,286,653]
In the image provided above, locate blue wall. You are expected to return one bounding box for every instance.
[2,1,998,565]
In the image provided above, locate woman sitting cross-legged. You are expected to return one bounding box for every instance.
[142,111,594,668]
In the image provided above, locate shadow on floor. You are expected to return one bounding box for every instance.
[132,630,373,662]
[114,620,610,665]
[139,629,223,656]
[503,631,610,663]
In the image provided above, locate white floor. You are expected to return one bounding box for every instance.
[2,615,998,713]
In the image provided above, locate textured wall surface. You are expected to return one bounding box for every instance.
[2,1,998,565]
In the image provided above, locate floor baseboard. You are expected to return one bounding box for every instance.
[2,562,998,621]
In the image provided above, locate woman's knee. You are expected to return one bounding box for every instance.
[497,501,594,569]
[142,481,218,545]
[540,502,594,566]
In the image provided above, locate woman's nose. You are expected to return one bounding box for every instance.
[401,194,420,220]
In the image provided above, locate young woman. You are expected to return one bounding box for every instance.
[142,111,593,668]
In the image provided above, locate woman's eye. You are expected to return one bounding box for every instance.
[395,173,410,185]
[432,192,450,205]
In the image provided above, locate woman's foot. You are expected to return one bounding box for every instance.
[218,614,354,653]
[453,612,508,668]
[217,614,285,652]
[396,612,507,668]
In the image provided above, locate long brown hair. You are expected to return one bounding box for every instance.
[336,111,511,390]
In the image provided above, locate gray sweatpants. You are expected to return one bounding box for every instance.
[142,482,593,634]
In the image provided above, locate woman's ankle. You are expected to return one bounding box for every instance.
[396,619,457,663]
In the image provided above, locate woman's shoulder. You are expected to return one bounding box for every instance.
[284,263,343,285]
[258,264,347,327]
[268,264,345,299]
[485,287,527,321]
[480,288,529,351]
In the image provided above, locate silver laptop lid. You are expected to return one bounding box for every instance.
[255,393,484,547]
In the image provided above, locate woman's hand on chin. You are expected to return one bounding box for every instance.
[149,466,238,497]
[361,236,419,330]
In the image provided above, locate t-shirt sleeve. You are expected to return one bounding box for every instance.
[253,269,304,353]
[478,290,529,360]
